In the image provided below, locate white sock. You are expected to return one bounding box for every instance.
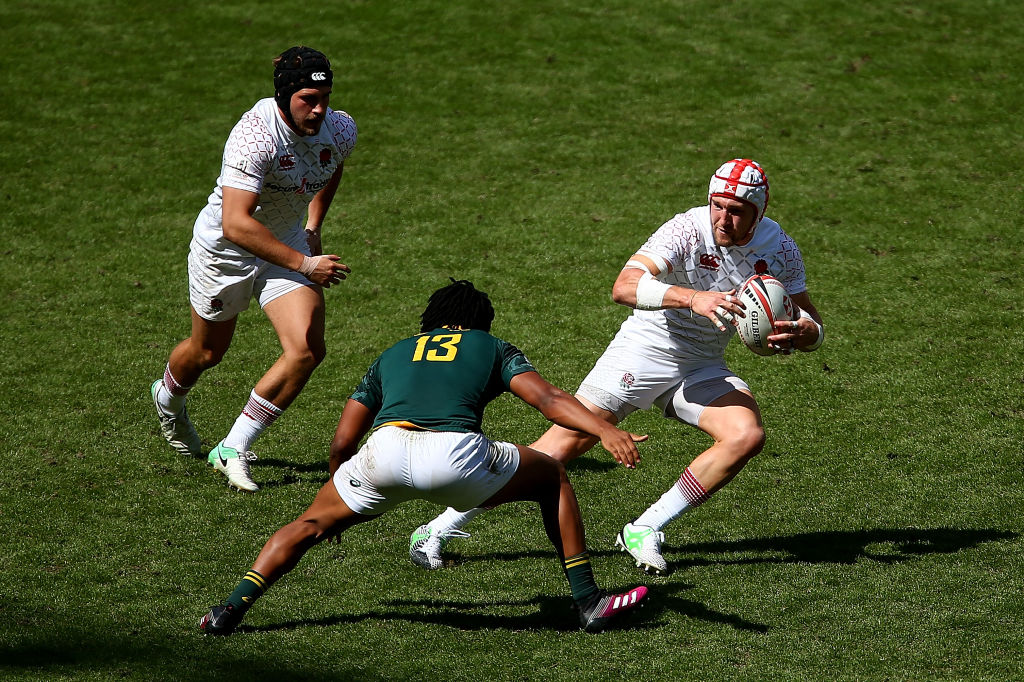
[634,467,711,530]
[223,391,283,453]
[431,507,484,533]
[158,365,191,415]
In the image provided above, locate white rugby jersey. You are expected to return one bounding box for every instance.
[617,205,807,361]
[192,98,358,258]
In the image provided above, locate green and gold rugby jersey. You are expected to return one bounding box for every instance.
[351,327,536,433]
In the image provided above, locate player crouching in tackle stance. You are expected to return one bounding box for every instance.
[411,159,825,575]
[150,46,357,492]
[200,280,650,635]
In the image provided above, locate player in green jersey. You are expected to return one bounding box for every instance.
[200,280,650,634]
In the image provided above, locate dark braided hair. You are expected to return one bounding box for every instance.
[420,279,495,333]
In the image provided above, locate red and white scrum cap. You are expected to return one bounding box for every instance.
[708,158,770,222]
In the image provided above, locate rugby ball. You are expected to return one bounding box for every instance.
[735,275,796,356]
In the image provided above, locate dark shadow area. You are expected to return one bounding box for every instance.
[248,589,666,635]
[457,527,1016,570]
[255,457,329,474]
[666,527,1017,569]
[1,527,1010,675]
[564,456,618,473]
[237,581,766,635]
[0,637,373,681]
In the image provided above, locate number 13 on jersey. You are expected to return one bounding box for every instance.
[411,333,462,362]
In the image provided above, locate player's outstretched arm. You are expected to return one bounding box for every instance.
[509,372,647,469]
[329,399,375,476]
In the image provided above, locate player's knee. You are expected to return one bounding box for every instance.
[195,346,227,370]
[287,345,324,374]
[733,424,766,460]
[267,518,318,555]
[309,340,327,366]
[553,458,570,484]
[718,423,765,464]
[538,456,569,496]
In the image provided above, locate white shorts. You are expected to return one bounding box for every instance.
[576,337,749,427]
[332,427,521,516]
[187,228,314,321]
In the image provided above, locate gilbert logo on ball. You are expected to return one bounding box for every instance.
[736,275,795,356]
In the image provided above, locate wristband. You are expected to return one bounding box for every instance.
[799,308,824,350]
[635,272,673,310]
[689,290,699,319]
[298,255,320,277]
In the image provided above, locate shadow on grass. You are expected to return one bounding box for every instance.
[667,527,1017,568]
[243,581,759,635]
[256,457,328,475]
[232,457,329,489]
[565,456,618,474]
[0,638,368,682]
[457,527,1015,569]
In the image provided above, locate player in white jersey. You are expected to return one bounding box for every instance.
[410,159,825,574]
[150,46,358,492]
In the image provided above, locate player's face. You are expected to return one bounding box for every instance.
[289,86,331,136]
[710,195,758,247]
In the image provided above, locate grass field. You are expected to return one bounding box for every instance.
[2,0,1023,680]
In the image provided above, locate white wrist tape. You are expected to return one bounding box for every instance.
[635,272,673,310]
[799,308,824,350]
[298,255,321,277]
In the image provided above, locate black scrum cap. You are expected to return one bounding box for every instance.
[274,46,333,124]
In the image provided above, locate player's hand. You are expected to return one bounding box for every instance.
[691,289,745,332]
[599,428,648,469]
[305,254,351,288]
[767,319,804,354]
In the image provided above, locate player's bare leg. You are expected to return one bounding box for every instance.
[209,287,327,491]
[253,285,327,409]
[169,309,238,388]
[251,483,368,582]
[200,482,372,634]
[620,389,764,574]
[481,445,647,632]
[529,395,617,463]
[481,445,585,557]
[152,310,237,457]
[687,389,765,493]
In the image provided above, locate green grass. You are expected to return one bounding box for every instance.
[2,0,1023,679]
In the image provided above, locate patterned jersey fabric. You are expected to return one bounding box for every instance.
[192,97,357,258]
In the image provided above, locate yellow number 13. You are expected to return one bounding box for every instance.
[412,333,462,362]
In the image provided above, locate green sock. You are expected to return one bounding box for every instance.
[563,552,599,604]
[225,570,268,611]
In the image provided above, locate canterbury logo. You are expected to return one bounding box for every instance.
[698,253,721,270]
[311,72,327,81]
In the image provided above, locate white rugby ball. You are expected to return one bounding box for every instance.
[735,275,796,356]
